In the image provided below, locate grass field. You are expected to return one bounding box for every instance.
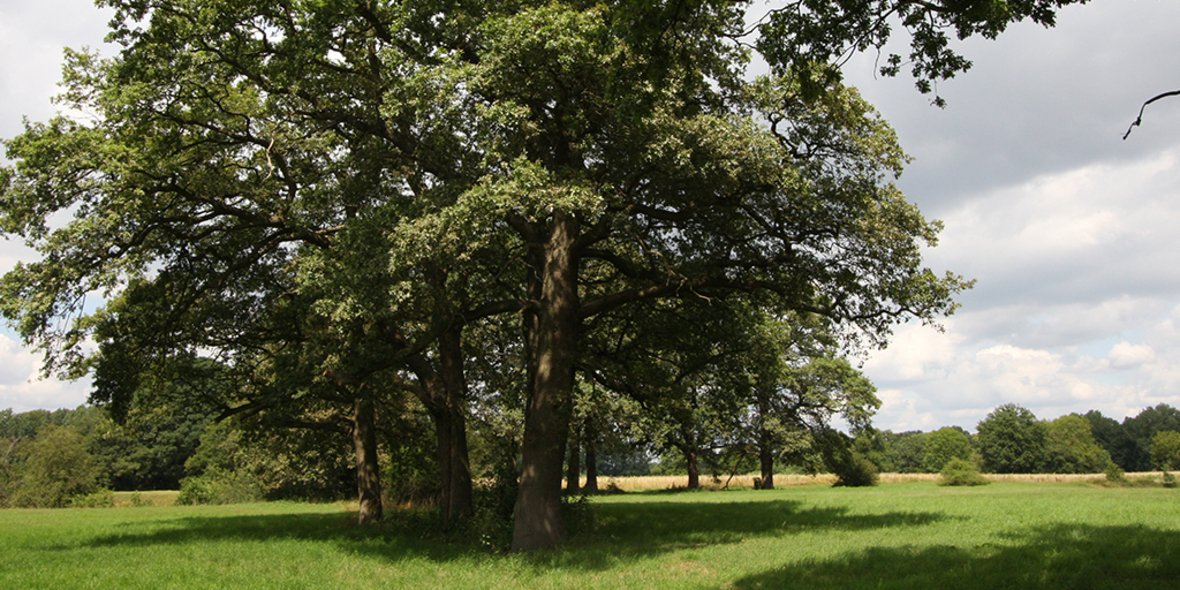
[2,481,1178,589]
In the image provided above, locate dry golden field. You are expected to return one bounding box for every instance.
[110,490,180,507]
[578,471,1170,492]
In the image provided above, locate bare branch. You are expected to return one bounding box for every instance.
[1124,89,1180,140]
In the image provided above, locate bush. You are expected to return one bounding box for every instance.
[832,453,879,487]
[938,458,990,486]
[127,492,155,507]
[1104,464,1128,485]
[175,471,263,505]
[70,488,115,508]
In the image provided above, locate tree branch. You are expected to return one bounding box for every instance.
[1124,89,1180,140]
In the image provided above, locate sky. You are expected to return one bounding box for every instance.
[2,0,1180,433]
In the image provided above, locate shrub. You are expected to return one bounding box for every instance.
[938,458,989,486]
[70,488,115,508]
[1104,464,1128,485]
[175,471,263,505]
[832,453,879,487]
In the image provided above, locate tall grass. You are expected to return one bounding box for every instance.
[2,481,1177,589]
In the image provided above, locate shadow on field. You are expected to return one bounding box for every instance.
[75,509,476,562]
[729,523,1180,590]
[75,497,950,569]
[585,499,947,547]
[514,499,954,571]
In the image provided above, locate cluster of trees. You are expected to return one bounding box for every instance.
[856,403,1180,476]
[0,0,1091,550]
[1,405,210,507]
[0,401,365,508]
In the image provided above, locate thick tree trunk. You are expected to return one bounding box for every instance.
[584,421,598,494]
[760,442,775,490]
[512,213,580,552]
[353,396,383,525]
[687,449,700,490]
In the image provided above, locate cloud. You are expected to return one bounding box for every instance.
[0,334,90,413]
[0,0,115,141]
[1109,342,1155,368]
[847,0,1180,213]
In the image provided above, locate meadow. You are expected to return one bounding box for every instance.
[2,479,1177,589]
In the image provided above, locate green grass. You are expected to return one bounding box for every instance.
[2,482,1178,589]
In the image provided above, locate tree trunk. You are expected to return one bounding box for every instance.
[584,421,598,494]
[403,327,474,524]
[687,448,700,490]
[353,396,383,525]
[760,442,775,490]
[566,427,581,495]
[437,326,473,521]
[512,212,580,552]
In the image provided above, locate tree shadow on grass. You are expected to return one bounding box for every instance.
[72,496,951,571]
[730,523,1180,590]
[584,499,947,547]
[519,498,953,571]
[70,507,477,562]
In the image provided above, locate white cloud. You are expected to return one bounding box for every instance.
[863,322,959,381]
[1109,341,1155,368]
[0,334,90,413]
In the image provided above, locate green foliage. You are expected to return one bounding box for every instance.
[922,427,974,473]
[852,428,894,473]
[1163,471,1177,489]
[828,446,880,488]
[11,424,100,508]
[126,491,154,507]
[1044,414,1114,474]
[1150,430,1180,471]
[180,419,353,504]
[885,430,928,473]
[938,458,989,487]
[976,404,1048,474]
[1121,404,1180,471]
[1104,464,1128,486]
[381,411,441,507]
[175,472,263,506]
[756,0,1089,105]
[69,488,115,508]
[1083,410,1135,471]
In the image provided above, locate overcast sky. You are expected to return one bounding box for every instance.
[2,0,1180,433]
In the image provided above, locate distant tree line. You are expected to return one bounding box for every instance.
[8,394,1177,510]
[855,403,1180,476]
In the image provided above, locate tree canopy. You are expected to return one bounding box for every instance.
[976,404,1047,474]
